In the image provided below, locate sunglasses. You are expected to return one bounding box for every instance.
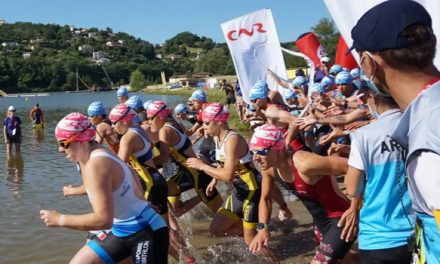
[252,136,282,156]
[58,124,91,149]
[111,107,131,125]
[147,105,167,120]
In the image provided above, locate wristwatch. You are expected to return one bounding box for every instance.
[256,223,269,231]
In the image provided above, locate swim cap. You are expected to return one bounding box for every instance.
[254,80,269,90]
[8,105,16,111]
[292,76,307,87]
[87,101,105,116]
[109,104,137,123]
[143,100,153,110]
[126,95,143,109]
[189,89,207,102]
[146,100,172,118]
[311,83,326,94]
[335,71,353,85]
[250,124,285,151]
[321,76,334,87]
[249,80,269,100]
[284,89,298,100]
[350,68,360,79]
[329,64,343,75]
[202,103,230,123]
[117,87,129,97]
[175,103,188,114]
[55,112,95,142]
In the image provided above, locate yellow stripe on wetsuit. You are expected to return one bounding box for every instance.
[128,155,153,200]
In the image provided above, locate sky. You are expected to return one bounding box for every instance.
[0,0,332,45]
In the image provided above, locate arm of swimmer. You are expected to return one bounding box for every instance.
[186,122,201,136]
[267,69,290,89]
[317,108,368,125]
[293,151,348,183]
[265,105,296,125]
[249,168,274,253]
[117,135,133,163]
[41,158,114,230]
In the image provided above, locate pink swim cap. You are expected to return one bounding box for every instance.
[250,124,286,151]
[146,100,172,118]
[202,103,230,123]
[55,112,96,142]
[109,103,137,123]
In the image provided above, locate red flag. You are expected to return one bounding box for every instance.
[335,36,358,70]
[295,32,327,67]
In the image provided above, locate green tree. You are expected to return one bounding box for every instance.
[311,18,340,58]
[194,47,234,75]
[129,69,147,90]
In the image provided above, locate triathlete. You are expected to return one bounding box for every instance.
[87,101,120,153]
[248,124,356,264]
[116,87,129,104]
[186,103,264,247]
[146,100,222,215]
[109,104,168,218]
[3,105,22,154]
[40,113,168,263]
[29,103,44,129]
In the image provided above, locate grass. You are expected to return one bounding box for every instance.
[144,87,250,133]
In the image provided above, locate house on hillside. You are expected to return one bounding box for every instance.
[106,41,122,47]
[22,52,31,59]
[93,51,105,60]
[79,45,94,53]
[0,20,6,25]
[1,42,18,47]
[88,32,97,38]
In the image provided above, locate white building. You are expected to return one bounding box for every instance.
[93,51,105,60]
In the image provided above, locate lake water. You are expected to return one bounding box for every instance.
[0,91,314,264]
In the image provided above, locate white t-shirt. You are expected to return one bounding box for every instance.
[407,151,440,215]
[348,140,365,171]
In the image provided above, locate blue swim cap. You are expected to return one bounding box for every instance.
[189,89,207,102]
[143,100,153,110]
[335,71,353,85]
[284,89,298,100]
[126,95,143,109]
[249,105,257,111]
[311,83,326,94]
[350,68,360,79]
[117,87,129,97]
[321,76,334,87]
[329,64,343,75]
[342,67,349,72]
[175,103,188,114]
[249,87,268,100]
[292,76,307,87]
[254,80,269,90]
[87,101,105,116]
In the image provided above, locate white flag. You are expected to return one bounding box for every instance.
[221,9,287,104]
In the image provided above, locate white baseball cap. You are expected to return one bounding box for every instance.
[8,106,16,111]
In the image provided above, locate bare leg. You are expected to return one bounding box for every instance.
[70,245,104,264]
[209,213,243,237]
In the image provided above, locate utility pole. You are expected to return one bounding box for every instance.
[76,67,79,92]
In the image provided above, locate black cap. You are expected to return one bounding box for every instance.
[350,0,432,52]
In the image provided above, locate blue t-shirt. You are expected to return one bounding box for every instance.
[3,116,21,137]
[349,109,413,250]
